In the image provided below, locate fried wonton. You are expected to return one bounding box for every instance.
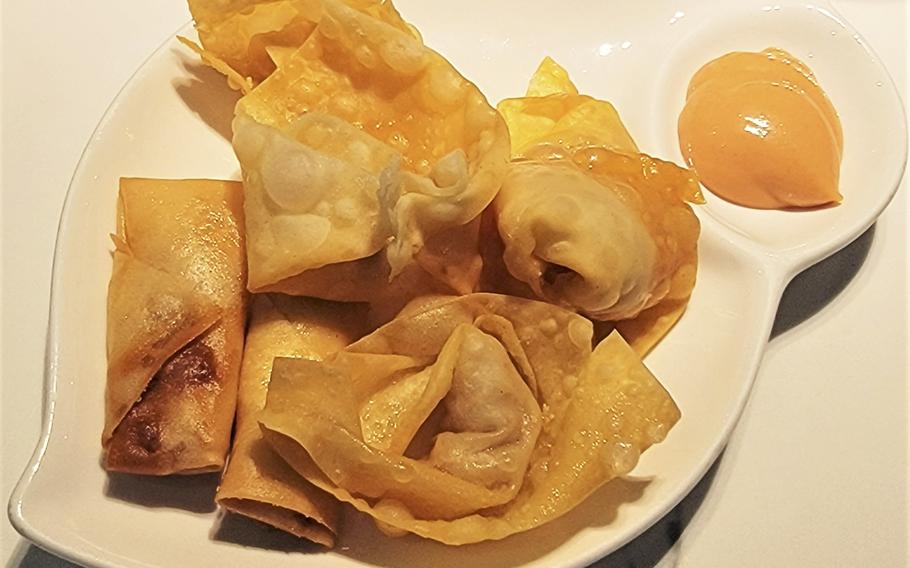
[233,0,509,293]
[489,59,702,354]
[216,294,367,547]
[187,0,413,86]
[497,57,639,157]
[187,0,319,84]
[258,294,679,544]
[233,112,398,289]
[104,179,247,475]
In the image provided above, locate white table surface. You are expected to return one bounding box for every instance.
[1,1,907,567]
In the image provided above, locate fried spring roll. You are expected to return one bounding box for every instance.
[103,178,247,475]
[216,294,366,547]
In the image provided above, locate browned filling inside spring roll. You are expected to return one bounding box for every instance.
[103,178,247,475]
[215,294,367,547]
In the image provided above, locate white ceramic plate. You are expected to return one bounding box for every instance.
[9,1,906,567]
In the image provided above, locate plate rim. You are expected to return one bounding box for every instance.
[6,20,199,568]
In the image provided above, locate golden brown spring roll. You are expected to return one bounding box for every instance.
[216,294,367,547]
[103,178,247,475]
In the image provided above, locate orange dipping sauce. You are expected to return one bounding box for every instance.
[678,48,843,209]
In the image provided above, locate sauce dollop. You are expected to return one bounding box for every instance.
[678,48,843,209]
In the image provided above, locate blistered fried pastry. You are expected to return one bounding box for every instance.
[187,0,413,86]
[233,0,509,293]
[495,150,701,323]
[258,294,680,544]
[216,294,366,547]
[187,0,318,84]
[233,113,397,289]
[497,56,639,157]
[490,59,701,353]
[104,178,247,475]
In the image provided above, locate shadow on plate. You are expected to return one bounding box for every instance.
[336,477,650,568]
[7,544,78,568]
[212,511,326,554]
[171,48,240,143]
[770,224,875,339]
[104,472,220,514]
[589,455,722,568]
[10,459,718,568]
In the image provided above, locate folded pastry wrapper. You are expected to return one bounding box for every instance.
[259,293,680,545]
[104,178,247,475]
[186,0,413,86]
[491,58,702,354]
[229,0,508,297]
[216,294,366,547]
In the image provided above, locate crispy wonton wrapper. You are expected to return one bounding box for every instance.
[187,0,317,85]
[184,0,419,96]
[230,0,509,296]
[186,0,413,87]
[251,215,483,325]
[258,293,679,545]
[104,179,247,475]
[216,294,366,546]
[498,56,639,157]
[490,59,702,354]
